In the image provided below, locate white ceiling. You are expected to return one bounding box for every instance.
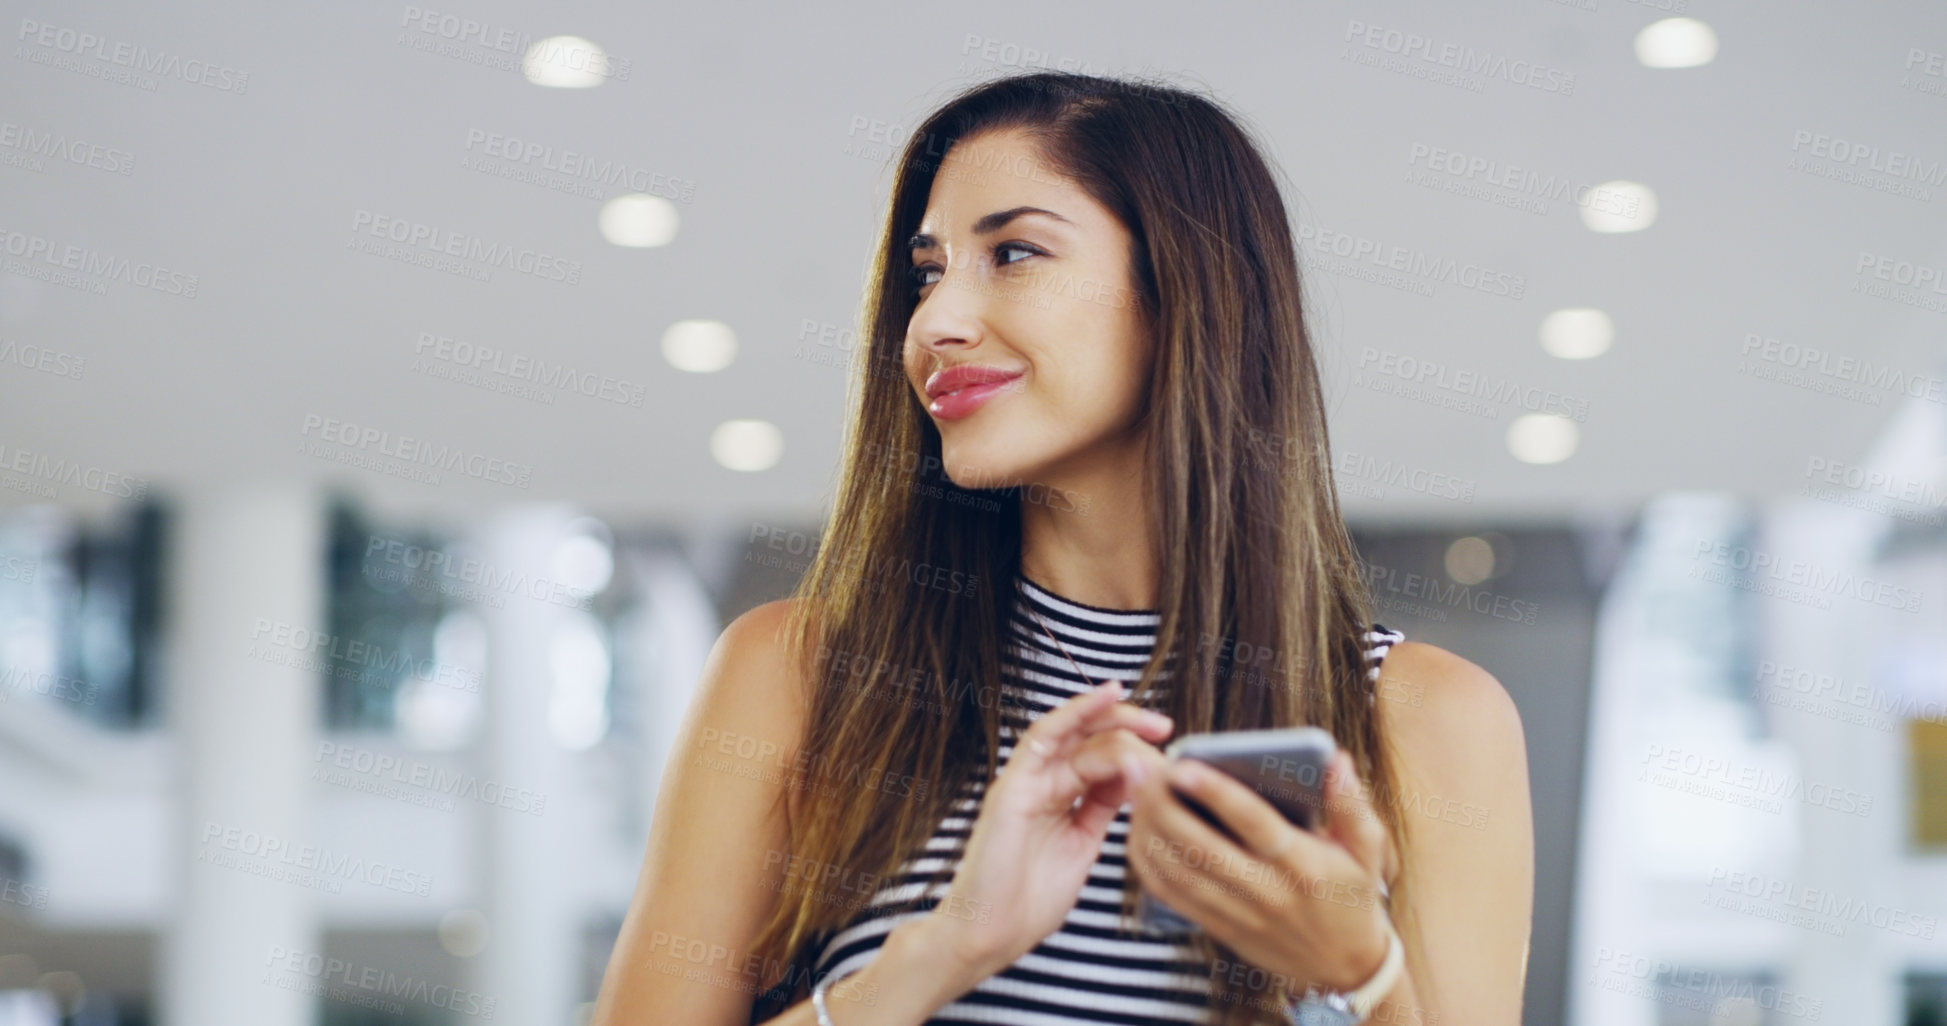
[5,0,1945,534]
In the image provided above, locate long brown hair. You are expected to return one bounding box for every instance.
[748,71,1413,1025]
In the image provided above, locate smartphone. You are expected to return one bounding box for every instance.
[1134,726,1338,936]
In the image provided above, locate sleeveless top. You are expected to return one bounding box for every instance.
[804,577,1406,1025]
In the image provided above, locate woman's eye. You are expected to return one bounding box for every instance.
[909,243,1039,294]
[994,241,1039,267]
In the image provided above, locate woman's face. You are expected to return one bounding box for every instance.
[903,127,1152,494]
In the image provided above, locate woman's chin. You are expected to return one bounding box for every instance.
[937,443,1036,493]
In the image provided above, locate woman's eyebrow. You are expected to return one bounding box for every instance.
[907,206,1073,252]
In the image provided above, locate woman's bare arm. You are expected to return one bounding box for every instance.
[1370,641,1536,1025]
[590,599,988,1026]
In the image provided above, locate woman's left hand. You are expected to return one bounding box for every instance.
[1117,745,1397,996]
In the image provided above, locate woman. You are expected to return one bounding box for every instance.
[592,71,1533,1025]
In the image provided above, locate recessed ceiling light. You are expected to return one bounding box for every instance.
[524,35,611,88]
[1635,18,1718,69]
[711,419,784,471]
[1444,536,1497,585]
[1508,413,1579,464]
[599,194,679,248]
[662,319,738,372]
[1579,180,1657,233]
[1540,308,1615,359]
[438,910,491,958]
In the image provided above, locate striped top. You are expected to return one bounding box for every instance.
[807,576,1406,1025]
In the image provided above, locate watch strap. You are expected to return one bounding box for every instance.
[1286,919,1405,1025]
[1343,921,1405,1018]
[812,965,862,1026]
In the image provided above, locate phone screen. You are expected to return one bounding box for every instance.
[1138,727,1337,937]
[1165,727,1336,835]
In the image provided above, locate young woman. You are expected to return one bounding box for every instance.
[593,71,1533,1026]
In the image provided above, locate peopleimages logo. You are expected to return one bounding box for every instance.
[299,413,534,488]
[0,663,99,706]
[198,821,433,897]
[0,120,134,175]
[314,741,546,816]
[1851,250,1947,315]
[0,443,148,500]
[0,226,199,297]
[1342,20,1575,95]
[412,331,646,407]
[1801,455,1947,526]
[1296,223,1526,300]
[1755,659,1947,724]
[461,129,694,203]
[1905,48,1947,95]
[0,338,85,379]
[1788,129,1947,200]
[1705,867,1938,939]
[1854,251,1947,294]
[397,5,630,83]
[1353,347,1586,421]
[0,876,48,911]
[958,33,1101,79]
[1639,743,1873,817]
[264,946,496,1019]
[250,616,483,693]
[1739,331,1945,405]
[15,18,250,93]
[1359,557,1539,625]
[348,210,582,285]
[1406,143,1638,218]
[1331,447,1477,503]
[1688,540,1923,613]
[1590,948,1823,1022]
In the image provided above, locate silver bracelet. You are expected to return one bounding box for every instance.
[811,964,864,1026]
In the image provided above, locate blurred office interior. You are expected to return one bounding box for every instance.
[4,1,1946,1024]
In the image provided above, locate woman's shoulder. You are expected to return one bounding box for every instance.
[1370,639,1524,775]
[710,598,824,822]
[716,597,821,709]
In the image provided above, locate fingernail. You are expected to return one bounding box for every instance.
[1122,754,1146,787]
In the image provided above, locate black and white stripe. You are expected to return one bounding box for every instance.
[1363,624,1407,685]
[809,577,1404,1025]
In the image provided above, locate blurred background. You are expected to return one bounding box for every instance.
[3,0,1945,1023]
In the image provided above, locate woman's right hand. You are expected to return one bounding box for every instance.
[919,679,1174,985]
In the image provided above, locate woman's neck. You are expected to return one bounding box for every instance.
[1017,444,1158,613]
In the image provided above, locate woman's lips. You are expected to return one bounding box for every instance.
[928,374,1023,420]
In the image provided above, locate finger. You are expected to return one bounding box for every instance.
[1125,745,1169,786]
[1131,765,1268,929]
[1070,773,1127,837]
[1019,688,1172,768]
[1118,758,1170,891]
[1013,680,1124,766]
[1322,750,1392,884]
[1167,757,1307,867]
[1064,725,1171,821]
[1028,713,1172,835]
[1069,731,1169,803]
[1069,719,1171,778]
[1073,701,1175,745]
[1117,744,1171,814]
